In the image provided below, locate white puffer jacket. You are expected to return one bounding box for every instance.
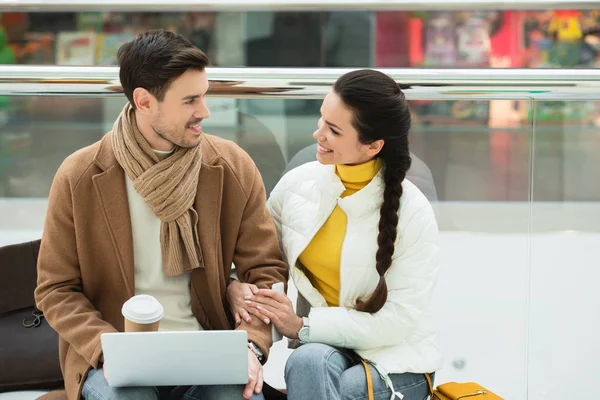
[267,161,443,381]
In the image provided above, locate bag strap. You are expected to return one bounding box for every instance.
[425,373,435,397]
[360,360,375,400]
[359,357,432,400]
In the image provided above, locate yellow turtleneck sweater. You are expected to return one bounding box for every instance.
[298,157,383,306]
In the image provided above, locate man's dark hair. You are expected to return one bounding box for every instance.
[117,29,210,108]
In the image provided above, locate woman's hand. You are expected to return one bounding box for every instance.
[245,289,303,339]
[227,280,259,326]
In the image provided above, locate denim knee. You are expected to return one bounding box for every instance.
[285,343,340,378]
[183,384,264,400]
[82,369,158,400]
[84,384,157,400]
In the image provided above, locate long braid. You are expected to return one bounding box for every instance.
[355,144,409,313]
[333,69,412,314]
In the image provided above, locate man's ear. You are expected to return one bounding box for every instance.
[132,87,155,114]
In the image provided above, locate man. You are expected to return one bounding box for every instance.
[35,29,288,400]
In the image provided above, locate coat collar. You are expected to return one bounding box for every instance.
[315,163,384,218]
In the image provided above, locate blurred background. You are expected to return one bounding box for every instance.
[0,3,599,400]
[1,8,600,200]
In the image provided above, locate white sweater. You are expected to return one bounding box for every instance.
[124,149,201,332]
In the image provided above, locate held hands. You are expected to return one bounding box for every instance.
[227,281,302,338]
[227,280,259,326]
[244,348,263,399]
[244,289,303,339]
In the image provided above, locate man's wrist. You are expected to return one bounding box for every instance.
[229,268,239,283]
[248,341,265,364]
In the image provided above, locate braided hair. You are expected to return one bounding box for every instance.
[333,69,412,313]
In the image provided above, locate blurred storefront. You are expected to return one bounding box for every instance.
[1,9,599,200]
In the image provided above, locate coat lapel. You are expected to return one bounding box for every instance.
[191,160,231,329]
[92,136,135,298]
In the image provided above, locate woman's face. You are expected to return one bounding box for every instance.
[312,91,382,166]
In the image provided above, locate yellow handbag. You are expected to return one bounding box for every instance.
[360,359,503,400]
[425,374,504,400]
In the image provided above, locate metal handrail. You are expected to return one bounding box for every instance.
[1,66,600,100]
[2,0,600,11]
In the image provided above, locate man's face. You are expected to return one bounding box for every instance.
[150,69,211,148]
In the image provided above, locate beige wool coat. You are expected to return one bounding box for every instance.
[35,133,288,399]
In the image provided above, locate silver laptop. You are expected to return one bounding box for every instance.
[100,330,248,387]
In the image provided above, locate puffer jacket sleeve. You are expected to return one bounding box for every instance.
[307,203,440,350]
[266,174,287,250]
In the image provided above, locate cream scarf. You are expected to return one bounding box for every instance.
[111,103,203,276]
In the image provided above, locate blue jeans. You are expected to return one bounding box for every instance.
[82,368,265,400]
[284,343,433,400]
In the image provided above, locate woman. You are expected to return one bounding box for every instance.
[229,69,441,400]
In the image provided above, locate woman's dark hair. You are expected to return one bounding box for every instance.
[117,29,210,108]
[333,69,412,314]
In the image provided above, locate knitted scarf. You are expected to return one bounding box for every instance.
[111,103,203,276]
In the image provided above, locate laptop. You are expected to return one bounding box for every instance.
[100,330,248,387]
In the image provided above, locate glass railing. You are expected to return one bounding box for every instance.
[2,1,600,69]
[0,65,598,399]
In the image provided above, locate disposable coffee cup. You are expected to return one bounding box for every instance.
[121,294,164,332]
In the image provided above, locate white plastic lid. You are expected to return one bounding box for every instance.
[121,294,164,324]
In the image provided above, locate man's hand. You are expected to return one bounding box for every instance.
[227,280,259,326]
[245,289,303,339]
[244,348,263,399]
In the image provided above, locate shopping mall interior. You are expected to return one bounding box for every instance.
[0,2,598,400]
